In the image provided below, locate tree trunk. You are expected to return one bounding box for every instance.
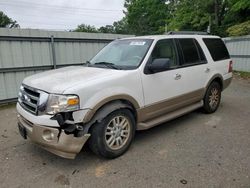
[214,0,219,26]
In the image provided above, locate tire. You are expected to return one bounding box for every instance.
[203,81,221,113]
[88,109,136,159]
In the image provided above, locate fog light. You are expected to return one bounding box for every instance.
[42,130,55,141]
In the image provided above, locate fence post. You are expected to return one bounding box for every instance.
[50,35,57,69]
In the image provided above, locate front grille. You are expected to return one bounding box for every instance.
[18,85,40,115]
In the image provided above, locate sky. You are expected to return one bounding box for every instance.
[0,0,125,30]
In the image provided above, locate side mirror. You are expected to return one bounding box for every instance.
[147,58,171,73]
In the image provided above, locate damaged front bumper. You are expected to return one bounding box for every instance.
[16,103,90,159]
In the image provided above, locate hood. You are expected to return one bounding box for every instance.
[23,66,120,93]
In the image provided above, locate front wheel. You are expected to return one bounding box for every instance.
[88,109,136,159]
[203,81,221,113]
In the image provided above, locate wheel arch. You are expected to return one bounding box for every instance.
[205,74,223,91]
[81,95,139,133]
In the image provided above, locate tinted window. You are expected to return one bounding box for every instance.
[203,38,230,61]
[178,39,200,65]
[151,39,178,68]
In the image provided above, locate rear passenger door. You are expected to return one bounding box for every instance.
[175,38,210,95]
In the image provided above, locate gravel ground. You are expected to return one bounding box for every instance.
[0,77,250,188]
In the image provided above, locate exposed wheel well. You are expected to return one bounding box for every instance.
[118,99,137,121]
[212,77,223,89]
[83,99,138,134]
[96,99,137,122]
[206,75,223,91]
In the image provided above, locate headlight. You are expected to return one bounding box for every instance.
[46,94,79,115]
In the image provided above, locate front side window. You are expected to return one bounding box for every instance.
[151,39,178,68]
[89,39,153,70]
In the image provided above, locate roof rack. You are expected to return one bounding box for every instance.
[166,31,209,35]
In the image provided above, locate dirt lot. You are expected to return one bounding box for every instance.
[1,78,250,188]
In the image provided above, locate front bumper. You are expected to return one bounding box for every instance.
[17,103,90,159]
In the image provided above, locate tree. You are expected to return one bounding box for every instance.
[167,0,210,32]
[113,17,131,34]
[74,24,98,33]
[74,0,250,36]
[0,11,19,28]
[227,20,250,36]
[224,0,250,25]
[124,0,168,35]
[98,25,115,33]
[167,0,230,31]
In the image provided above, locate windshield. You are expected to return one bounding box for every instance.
[89,39,153,70]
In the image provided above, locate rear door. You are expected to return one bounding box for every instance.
[175,38,211,95]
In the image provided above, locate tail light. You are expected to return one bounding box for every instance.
[228,60,233,73]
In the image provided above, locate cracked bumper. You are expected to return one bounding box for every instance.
[17,103,90,159]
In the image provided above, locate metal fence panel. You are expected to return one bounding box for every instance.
[0,28,133,103]
[224,36,250,72]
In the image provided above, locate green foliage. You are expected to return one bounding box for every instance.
[125,0,168,35]
[167,0,210,32]
[74,19,130,34]
[99,25,115,33]
[113,17,130,34]
[0,11,19,28]
[231,0,250,11]
[227,21,250,36]
[74,24,98,33]
[74,0,250,37]
[224,0,250,25]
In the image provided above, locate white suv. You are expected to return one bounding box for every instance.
[17,32,232,159]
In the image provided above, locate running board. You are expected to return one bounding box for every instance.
[137,101,203,130]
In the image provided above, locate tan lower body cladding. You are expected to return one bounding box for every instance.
[136,88,205,129]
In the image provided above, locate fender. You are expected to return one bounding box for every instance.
[81,100,135,134]
[205,73,223,91]
[82,94,140,123]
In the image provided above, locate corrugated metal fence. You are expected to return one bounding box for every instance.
[0,28,133,104]
[224,35,250,72]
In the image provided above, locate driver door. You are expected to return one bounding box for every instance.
[140,39,187,121]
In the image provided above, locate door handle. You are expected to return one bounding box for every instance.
[205,67,210,73]
[174,73,181,80]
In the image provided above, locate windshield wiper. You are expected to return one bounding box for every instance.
[93,62,120,70]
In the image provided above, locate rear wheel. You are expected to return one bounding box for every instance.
[88,109,135,159]
[203,81,221,113]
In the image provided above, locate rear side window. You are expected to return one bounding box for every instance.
[203,38,230,61]
[177,39,203,65]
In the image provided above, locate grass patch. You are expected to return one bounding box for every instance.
[233,71,250,79]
